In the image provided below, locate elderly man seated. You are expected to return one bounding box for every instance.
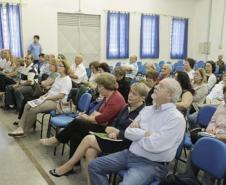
[88,78,186,185]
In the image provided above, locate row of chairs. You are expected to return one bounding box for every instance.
[36,92,95,155]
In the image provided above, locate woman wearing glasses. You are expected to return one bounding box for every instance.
[8,59,72,137]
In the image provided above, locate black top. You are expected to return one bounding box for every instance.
[145,86,155,106]
[117,77,131,102]
[111,103,145,139]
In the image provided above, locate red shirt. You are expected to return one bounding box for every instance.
[95,91,126,126]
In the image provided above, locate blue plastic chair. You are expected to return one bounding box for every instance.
[191,137,226,183]
[158,61,165,69]
[47,92,92,155]
[196,105,216,128]
[197,60,205,68]
[86,68,91,78]
[184,105,217,153]
[115,62,121,67]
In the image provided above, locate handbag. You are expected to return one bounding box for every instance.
[32,82,46,97]
[56,99,74,114]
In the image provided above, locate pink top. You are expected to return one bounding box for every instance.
[206,103,226,134]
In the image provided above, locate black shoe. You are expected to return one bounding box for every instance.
[49,169,74,177]
[13,121,19,126]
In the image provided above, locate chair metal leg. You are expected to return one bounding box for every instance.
[40,114,46,138]
[54,127,59,156]
[112,173,117,185]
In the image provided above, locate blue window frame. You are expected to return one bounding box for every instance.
[140,14,159,58]
[106,11,129,59]
[0,3,23,57]
[170,17,188,59]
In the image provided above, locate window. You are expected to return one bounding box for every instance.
[0,4,23,57]
[170,17,188,59]
[140,14,159,58]
[106,11,129,59]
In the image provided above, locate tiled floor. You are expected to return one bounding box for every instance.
[0,108,86,185]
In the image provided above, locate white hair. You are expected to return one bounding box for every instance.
[163,64,172,72]
[163,78,182,103]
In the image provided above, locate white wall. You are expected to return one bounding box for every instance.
[193,0,226,62]
[20,0,198,65]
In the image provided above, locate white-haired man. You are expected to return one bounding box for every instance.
[88,78,186,185]
[70,54,88,86]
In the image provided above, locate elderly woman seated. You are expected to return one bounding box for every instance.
[40,72,126,158]
[190,69,208,113]
[8,59,72,137]
[45,83,149,180]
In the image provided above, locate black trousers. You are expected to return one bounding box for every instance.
[0,74,16,91]
[56,118,106,157]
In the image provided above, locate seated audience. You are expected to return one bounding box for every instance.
[88,61,100,83]
[4,54,37,111]
[145,69,159,106]
[8,59,72,137]
[37,53,50,81]
[216,54,225,74]
[114,67,130,102]
[159,64,172,81]
[145,63,156,72]
[88,78,186,185]
[70,54,88,86]
[0,49,11,72]
[175,71,194,114]
[205,61,217,91]
[206,72,226,105]
[123,55,138,79]
[191,69,208,113]
[45,83,149,180]
[0,57,24,92]
[184,58,195,81]
[98,63,111,73]
[40,73,126,157]
[13,58,60,126]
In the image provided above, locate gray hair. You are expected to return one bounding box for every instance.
[163,64,172,72]
[163,78,182,103]
[131,82,150,98]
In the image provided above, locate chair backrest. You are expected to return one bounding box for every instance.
[87,100,102,115]
[196,105,216,128]
[175,134,185,159]
[77,92,92,112]
[75,85,89,105]
[191,137,226,179]
[86,68,91,78]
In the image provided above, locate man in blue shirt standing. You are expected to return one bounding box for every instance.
[27,35,42,65]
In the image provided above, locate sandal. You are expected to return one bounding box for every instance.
[49,169,74,177]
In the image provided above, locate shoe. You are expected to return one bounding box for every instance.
[49,169,74,177]
[8,132,24,137]
[40,137,59,146]
[13,121,19,126]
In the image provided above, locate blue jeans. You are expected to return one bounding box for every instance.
[88,149,168,185]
